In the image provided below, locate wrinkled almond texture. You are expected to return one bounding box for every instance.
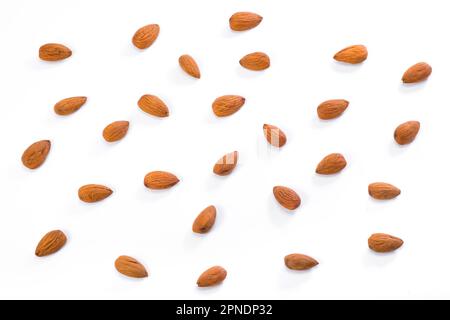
[263,124,287,147]
[192,205,217,234]
[212,95,245,117]
[333,45,368,64]
[394,121,420,145]
[132,24,160,49]
[138,94,169,117]
[115,255,148,278]
[368,182,401,200]
[78,184,113,203]
[21,140,51,169]
[197,266,227,287]
[179,54,201,78]
[402,62,432,83]
[213,151,239,176]
[229,12,263,31]
[317,99,349,120]
[316,153,347,174]
[39,43,72,61]
[144,171,179,189]
[35,230,67,257]
[368,233,404,253]
[239,52,270,71]
[54,96,87,115]
[284,254,318,270]
[273,186,301,210]
[103,121,129,142]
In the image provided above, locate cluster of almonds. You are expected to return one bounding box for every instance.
[25,11,430,287]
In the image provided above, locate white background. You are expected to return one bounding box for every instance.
[0,0,448,300]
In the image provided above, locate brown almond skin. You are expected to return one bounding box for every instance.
[21,140,51,169]
[115,255,148,278]
[132,24,160,49]
[78,184,113,203]
[333,45,368,64]
[179,54,201,79]
[212,95,245,117]
[263,124,287,147]
[54,96,87,115]
[402,62,432,83]
[35,230,67,257]
[39,43,72,61]
[192,205,217,234]
[368,182,401,200]
[317,99,349,120]
[213,151,238,176]
[103,121,129,142]
[368,233,403,253]
[229,12,263,31]
[273,186,301,210]
[316,153,347,175]
[284,254,318,270]
[144,171,179,189]
[197,266,227,287]
[239,52,270,71]
[138,94,169,117]
[394,121,420,145]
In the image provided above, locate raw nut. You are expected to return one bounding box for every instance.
[317,99,349,120]
[333,45,368,64]
[179,54,201,79]
[263,124,286,147]
[368,233,403,253]
[138,94,169,117]
[213,151,238,176]
[402,62,432,83]
[368,182,401,200]
[284,254,318,270]
[394,121,420,145]
[273,186,301,210]
[21,140,51,169]
[229,12,263,31]
[54,96,87,115]
[115,255,148,278]
[35,230,67,257]
[103,121,129,142]
[78,184,113,203]
[192,205,217,234]
[197,266,227,287]
[212,95,245,117]
[39,43,72,61]
[132,24,160,49]
[144,171,179,189]
[316,153,347,174]
[239,52,270,71]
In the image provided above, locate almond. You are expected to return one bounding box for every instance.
[132,24,160,49]
[144,171,179,189]
[229,12,263,31]
[21,140,51,169]
[197,266,227,287]
[394,121,420,145]
[35,230,67,257]
[368,233,403,253]
[402,62,432,83]
[179,54,201,79]
[54,96,87,115]
[103,121,129,142]
[263,124,287,147]
[213,151,238,176]
[284,254,318,270]
[273,186,301,210]
[39,43,72,61]
[316,153,347,175]
[212,95,245,117]
[138,94,169,117]
[317,99,349,120]
[368,182,401,200]
[192,205,217,234]
[78,184,113,203]
[333,45,368,64]
[239,52,270,71]
[115,255,148,278]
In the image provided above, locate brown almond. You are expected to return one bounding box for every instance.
[192,205,217,234]
[21,140,51,169]
[229,12,263,31]
[212,95,245,117]
[35,230,67,257]
[368,182,401,200]
[285,254,318,270]
[316,153,347,175]
[138,94,169,117]
[197,266,227,287]
[368,233,403,253]
[103,121,129,142]
[317,99,349,120]
[78,184,113,203]
[39,43,72,61]
[394,121,420,145]
[213,151,238,176]
[54,96,87,115]
[239,52,270,71]
[115,255,148,278]
[402,62,432,83]
[132,24,160,49]
[333,45,368,64]
[179,54,201,79]
[144,171,179,189]
[273,186,301,210]
[263,124,287,147]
